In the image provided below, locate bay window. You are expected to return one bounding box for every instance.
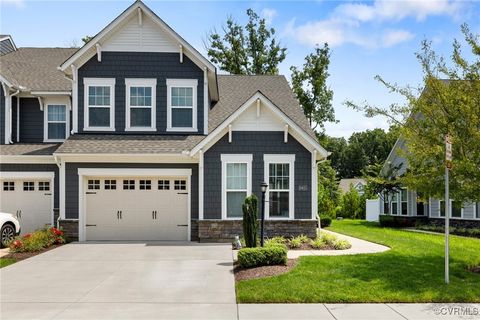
[84,78,115,131]
[125,79,156,131]
[264,155,295,219]
[166,79,197,132]
[221,154,252,219]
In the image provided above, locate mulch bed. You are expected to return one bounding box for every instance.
[234,259,298,281]
[469,266,480,274]
[2,244,63,262]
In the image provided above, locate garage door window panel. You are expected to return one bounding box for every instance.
[88,180,100,190]
[38,181,50,191]
[174,180,186,190]
[3,181,14,191]
[158,180,170,190]
[104,180,116,190]
[123,180,135,190]
[140,180,152,190]
[23,182,34,191]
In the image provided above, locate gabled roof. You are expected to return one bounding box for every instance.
[0,48,76,91]
[58,0,218,100]
[339,178,366,193]
[0,35,17,55]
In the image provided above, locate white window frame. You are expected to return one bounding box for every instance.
[400,188,408,216]
[476,202,480,220]
[221,154,252,220]
[439,199,464,218]
[44,103,70,142]
[264,154,295,220]
[83,78,116,131]
[166,79,198,132]
[125,78,157,131]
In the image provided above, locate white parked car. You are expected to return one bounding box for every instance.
[0,212,21,248]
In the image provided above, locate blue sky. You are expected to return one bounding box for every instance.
[1,0,479,138]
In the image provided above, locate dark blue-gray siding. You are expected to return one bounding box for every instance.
[204,131,312,219]
[77,52,204,135]
[64,163,199,220]
[18,98,44,143]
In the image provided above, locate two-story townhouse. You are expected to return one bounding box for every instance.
[379,138,480,228]
[0,1,328,242]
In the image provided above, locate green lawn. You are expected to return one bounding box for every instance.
[0,258,16,268]
[236,220,480,303]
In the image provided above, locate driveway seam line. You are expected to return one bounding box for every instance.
[323,303,338,320]
[386,303,409,320]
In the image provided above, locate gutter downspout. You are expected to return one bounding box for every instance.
[54,154,62,229]
[8,89,20,144]
[315,156,329,231]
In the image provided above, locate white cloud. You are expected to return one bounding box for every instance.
[0,0,25,8]
[287,0,463,49]
[261,8,277,25]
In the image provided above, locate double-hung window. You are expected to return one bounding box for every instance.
[383,192,390,214]
[264,155,295,219]
[221,154,252,219]
[84,78,115,131]
[400,189,408,215]
[391,193,398,215]
[125,79,156,131]
[45,104,68,142]
[166,79,197,132]
[440,200,462,218]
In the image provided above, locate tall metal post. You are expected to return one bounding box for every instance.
[445,165,450,284]
[260,190,266,247]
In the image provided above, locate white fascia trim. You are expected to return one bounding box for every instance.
[203,68,208,135]
[0,155,56,164]
[166,79,198,132]
[0,35,17,50]
[190,92,328,158]
[54,153,198,164]
[221,154,253,220]
[125,78,157,131]
[59,2,215,73]
[83,78,116,131]
[0,171,55,179]
[264,154,295,220]
[71,65,78,133]
[0,74,14,89]
[31,91,71,96]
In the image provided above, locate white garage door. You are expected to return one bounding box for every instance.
[0,179,53,234]
[85,177,189,241]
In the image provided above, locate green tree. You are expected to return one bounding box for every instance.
[340,185,362,219]
[206,9,286,75]
[82,35,93,44]
[242,195,258,248]
[291,43,335,131]
[347,24,480,202]
[317,161,340,218]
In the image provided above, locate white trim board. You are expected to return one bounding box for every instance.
[54,153,198,163]
[0,171,55,180]
[124,78,157,132]
[190,92,329,159]
[77,168,192,242]
[0,156,56,164]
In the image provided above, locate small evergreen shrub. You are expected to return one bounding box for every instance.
[237,245,287,268]
[242,195,259,248]
[320,215,332,227]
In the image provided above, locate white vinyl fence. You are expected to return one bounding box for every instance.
[366,198,381,222]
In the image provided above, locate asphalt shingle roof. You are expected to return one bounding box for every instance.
[0,144,61,156]
[0,47,76,91]
[55,135,205,154]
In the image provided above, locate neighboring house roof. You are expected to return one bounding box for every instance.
[55,134,205,154]
[0,143,61,156]
[213,75,318,141]
[339,178,366,193]
[0,35,17,55]
[0,47,76,91]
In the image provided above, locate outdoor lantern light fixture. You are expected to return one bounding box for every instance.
[260,181,268,246]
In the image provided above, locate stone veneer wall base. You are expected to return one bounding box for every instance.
[198,219,317,242]
[58,220,79,242]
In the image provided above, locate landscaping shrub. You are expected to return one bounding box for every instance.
[242,195,259,248]
[9,227,65,253]
[333,239,352,250]
[237,245,287,268]
[296,235,310,244]
[311,237,328,249]
[289,237,302,248]
[320,215,332,227]
[416,224,480,239]
[265,236,286,247]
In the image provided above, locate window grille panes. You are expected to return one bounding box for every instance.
[268,163,290,218]
[158,180,170,190]
[139,180,152,190]
[123,180,135,190]
[104,180,116,190]
[226,163,247,218]
[23,181,35,191]
[38,181,50,191]
[3,181,14,191]
[174,180,186,190]
[87,180,100,190]
[47,105,67,140]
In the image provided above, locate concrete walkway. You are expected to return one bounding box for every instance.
[287,229,390,259]
[238,303,480,320]
[0,247,9,258]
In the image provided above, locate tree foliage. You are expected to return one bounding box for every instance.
[291,44,335,131]
[317,161,341,218]
[346,24,480,202]
[242,195,258,248]
[82,36,93,44]
[340,185,362,219]
[206,9,286,75]
[318,127,398,178]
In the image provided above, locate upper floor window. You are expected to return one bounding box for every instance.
[125,79,157,131]
[45,104,68,142]
[84,78,115,131]
[166,79,197,132]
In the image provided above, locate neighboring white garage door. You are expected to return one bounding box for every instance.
[0,176,53,234]
[85,177,189,241]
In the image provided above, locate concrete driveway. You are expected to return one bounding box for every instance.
[0,242,236,319]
